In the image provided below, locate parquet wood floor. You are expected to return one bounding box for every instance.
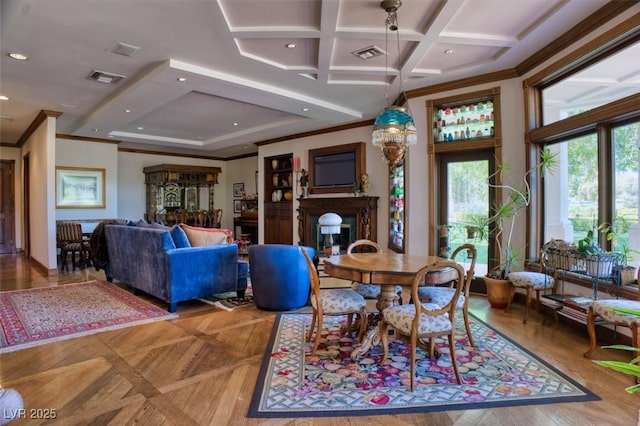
[0,253,638,425]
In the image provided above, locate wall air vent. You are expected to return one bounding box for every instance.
[88,70,126,84]
[351,45,386,60]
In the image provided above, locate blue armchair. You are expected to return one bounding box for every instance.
[248,244,316,310]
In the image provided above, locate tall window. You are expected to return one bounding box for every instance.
[530,29,640,273]
[612,121,639,259]
[544,134,599,246]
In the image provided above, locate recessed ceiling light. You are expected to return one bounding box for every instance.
[92,129,99,132]
[0,96,9,101]
[136,126,144,131]
[444,49,455,55]
[177,77,187,82]
[8,52,28,61]
[233,122,238,126]
[301,107,309,112]
[107,135,115,138]
[124,109,131,113]
[286,43,296,49]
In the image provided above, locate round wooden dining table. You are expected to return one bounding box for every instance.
[323,252,460,359]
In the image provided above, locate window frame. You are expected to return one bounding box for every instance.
[524,23,640,296]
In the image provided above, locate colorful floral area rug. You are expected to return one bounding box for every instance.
[0,280,177,353]
[249,313,599,417]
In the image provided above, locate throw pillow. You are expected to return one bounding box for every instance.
[170,225,191,248]
[179,223,233,246]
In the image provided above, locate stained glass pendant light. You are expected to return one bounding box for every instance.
[371,0,416,167]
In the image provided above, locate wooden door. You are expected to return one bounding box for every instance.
[0,160,16,253]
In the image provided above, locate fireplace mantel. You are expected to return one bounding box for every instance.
[297,196,379,247]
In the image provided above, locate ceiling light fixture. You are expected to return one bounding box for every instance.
[444,49,455,54]
[136,126,144,131]
[286,43,296,49]
[233,122,239,126]
[177,77,187,82]
[0,96,9,101]
[124,109,131,113]
[371,0,416,167]
[8,52,28,61]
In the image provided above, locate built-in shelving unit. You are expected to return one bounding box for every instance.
[264,154,293,244]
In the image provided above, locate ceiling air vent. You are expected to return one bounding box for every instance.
[351,45,386,60]
[111,42,140,57]
[88,70,126,84]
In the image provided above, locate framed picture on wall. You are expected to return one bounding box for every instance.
[55,166,106,208]
[233,183,245,198]
[234,199,242,214]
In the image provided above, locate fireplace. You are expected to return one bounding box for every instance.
[297,196,379,249]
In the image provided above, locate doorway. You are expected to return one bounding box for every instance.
[438,151,495,290]
[0,160,16,254]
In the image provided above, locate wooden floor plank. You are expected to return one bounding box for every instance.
[1,253,638,425]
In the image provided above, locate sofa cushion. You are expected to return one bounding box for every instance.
[170,225,191,248]
[179,223,232,246]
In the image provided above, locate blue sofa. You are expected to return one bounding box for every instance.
[105,224,248,312]
[248,244,316,310]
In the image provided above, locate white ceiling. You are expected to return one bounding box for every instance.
[0,0,629,158]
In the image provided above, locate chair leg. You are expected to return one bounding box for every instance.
[379,321,389,363]
[462,306,475,347]
[60,249,67,271]
[358,308,368,342]
[306,310,317,342]
[448,333,462,384]
[505,283,515,313]
[410,332,417,392]
[523,286,533,324]
[582,307,598,358]
[311,314,323,355]
[631,323,639,385]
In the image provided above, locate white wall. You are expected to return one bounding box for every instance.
[20,116,57,269]
[226,155,259,219]
[116,152,229,229]
[55,138,119,223]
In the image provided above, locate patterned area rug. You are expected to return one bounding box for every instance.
[249,313,599,417]
[0,280,177,353]
[198,295,255,311]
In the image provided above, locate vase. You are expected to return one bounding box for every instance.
[283,190,293,201]
[482,276,514,309]
[272,173,279,187]
[271,159,279,170]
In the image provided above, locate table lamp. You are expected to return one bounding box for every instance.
[318,212,342,257]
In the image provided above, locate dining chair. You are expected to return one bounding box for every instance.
[56,221,91,270]
[302,247,368,355]
[380,259,465,391]
[347,239,403,305]
[416,243,477,346]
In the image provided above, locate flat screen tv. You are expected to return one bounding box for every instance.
[313,151,356,187]
[309,142,365,194]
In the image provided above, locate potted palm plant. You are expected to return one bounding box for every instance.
[480,149,558,308]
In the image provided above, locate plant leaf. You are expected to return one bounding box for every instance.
[624,384,640,394]
[610,306,640,317]
[601,344,640,352]
[593,360,640,377]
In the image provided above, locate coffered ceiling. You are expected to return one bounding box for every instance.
[0,0,633,158]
